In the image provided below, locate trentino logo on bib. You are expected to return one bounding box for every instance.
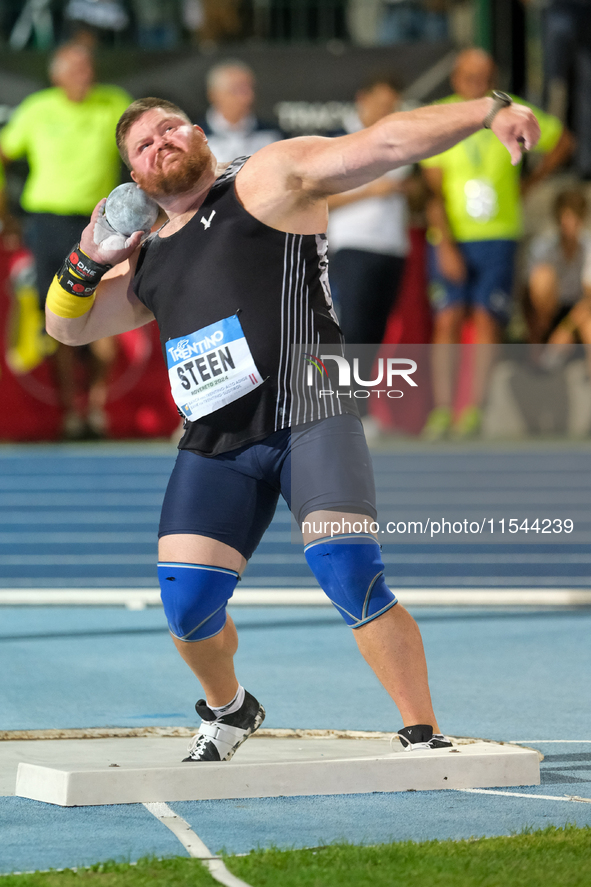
[166,314,262,421]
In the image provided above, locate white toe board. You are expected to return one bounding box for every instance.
[12,735,540,806]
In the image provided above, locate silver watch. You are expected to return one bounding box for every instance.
[482,90,512,129]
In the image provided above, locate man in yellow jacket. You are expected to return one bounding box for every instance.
[421,48,573,440]
[0,42,131,438]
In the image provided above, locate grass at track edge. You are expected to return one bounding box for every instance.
[2,825,590,887]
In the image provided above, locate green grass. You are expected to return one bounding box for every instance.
[228,825,591,886]
[2,826,591,887]
[0,859,216,887]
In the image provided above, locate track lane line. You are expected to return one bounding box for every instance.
[456,788,591,803]
[143,802,251,887]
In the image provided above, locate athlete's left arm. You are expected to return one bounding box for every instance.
[255,98,540,199]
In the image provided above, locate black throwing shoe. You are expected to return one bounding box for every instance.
[183,689,266,762]
[397,724,454,751]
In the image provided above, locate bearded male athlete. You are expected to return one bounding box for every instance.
[45,94,539,761]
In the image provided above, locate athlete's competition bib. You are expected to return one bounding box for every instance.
[166,314,263,421]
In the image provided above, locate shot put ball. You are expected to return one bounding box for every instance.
[105,183,159,236]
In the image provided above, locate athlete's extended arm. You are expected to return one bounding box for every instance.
[45,199,154,346]
[247,97,540,202]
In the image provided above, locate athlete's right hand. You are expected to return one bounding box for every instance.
[79,199,144,267]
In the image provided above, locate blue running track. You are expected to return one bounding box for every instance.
[1,441,590,875]
[0,441,590,589]
[1,605,590,872]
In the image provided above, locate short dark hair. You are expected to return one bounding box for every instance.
[553,188,588,221]
[116,97,191,168]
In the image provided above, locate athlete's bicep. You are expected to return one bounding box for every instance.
[251,132,400,199]
[299,130,407,195]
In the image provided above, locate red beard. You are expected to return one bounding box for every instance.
[135,136,211,198]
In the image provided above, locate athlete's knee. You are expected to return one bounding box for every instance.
[304,534,397,628]
[157,562,239,642]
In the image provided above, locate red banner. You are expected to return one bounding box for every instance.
[0,241,180,442]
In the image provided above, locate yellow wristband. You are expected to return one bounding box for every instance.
[46,275,96,319]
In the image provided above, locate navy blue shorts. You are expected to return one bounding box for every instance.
[159,414,377,560]
[428,239,517,326]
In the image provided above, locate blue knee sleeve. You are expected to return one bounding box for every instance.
[304,534,397,628]
[157,562,239,642]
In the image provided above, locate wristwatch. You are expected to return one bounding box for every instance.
[482,90,512,129]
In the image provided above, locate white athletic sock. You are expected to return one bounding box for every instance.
[208,685,245,719]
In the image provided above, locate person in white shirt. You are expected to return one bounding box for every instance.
[199,60,284,162]
[327,73,411,348]
[327,73,411,429]
[528,188,591,343]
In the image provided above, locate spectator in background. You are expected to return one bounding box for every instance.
[199,60,284,163]
[528,189,591,344]
[327,73,413,434]
[0,42,131,439]
[1,153,51,377]
[420,47,573,440]
[327,74,410,340]
[538,0,591,178]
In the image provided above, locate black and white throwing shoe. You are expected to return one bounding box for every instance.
[397,724,454,751]
[183,690,266,762]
